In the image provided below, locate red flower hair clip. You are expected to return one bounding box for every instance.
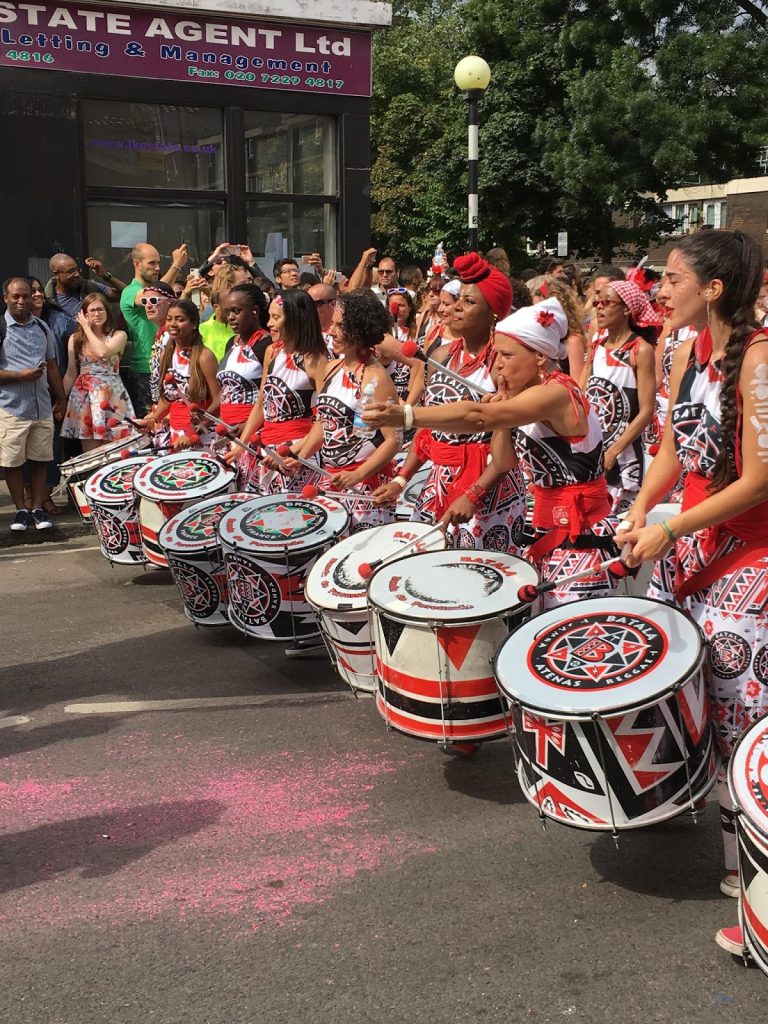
[538,280,550,299]
[536,310,555,327]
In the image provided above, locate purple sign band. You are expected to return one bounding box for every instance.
[0,1,372,96]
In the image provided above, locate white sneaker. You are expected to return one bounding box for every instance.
[720,873,740,898]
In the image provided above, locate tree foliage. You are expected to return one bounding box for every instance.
[370,0,768,264]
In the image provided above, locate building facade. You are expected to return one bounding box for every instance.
[0,0,391,284]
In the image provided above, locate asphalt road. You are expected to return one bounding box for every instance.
[1,536,765,1023]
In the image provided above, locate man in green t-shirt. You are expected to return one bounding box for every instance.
[120,242,188,415]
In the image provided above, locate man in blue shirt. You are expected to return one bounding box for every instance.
[0,278,67,531]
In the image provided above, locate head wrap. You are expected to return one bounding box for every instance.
[610,280,664,329]
[142,281,175,299]
[495,298,568,361]
[453,252,513,319]
[441,279,461,298]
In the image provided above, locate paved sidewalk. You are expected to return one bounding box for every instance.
[0,479,92,548]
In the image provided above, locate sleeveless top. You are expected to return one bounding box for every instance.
[162,346,192,402]
[517,374,604,487]
[261,342,315,424]
[671,328,725,478]
[586,332,641,448]
[216,330,270,407]
[316,363,384,469]
[424,340,495,446]
[383,352,412,401]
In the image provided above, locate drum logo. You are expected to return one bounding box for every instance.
[177,500,237,543]
[529,613,667,690]
[241,501,327,542]
[746,735,768,819]
[150,458,217,493]
[92,505,129,556]
[101,466,137,496]
[226,553,281,626]
[169,559,220,618]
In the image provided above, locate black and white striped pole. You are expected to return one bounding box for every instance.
[454,56,491,252]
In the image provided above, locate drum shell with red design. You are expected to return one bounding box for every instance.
[59,433,150,521]
[217,493,349,641]
[158,492,254,626]
[728,715,768,974]
[133,452,235,567]
[368,550,539,742]
[83,455,154,565]
[395,461,431,521]
[305,522,447,693]
[495,597,720,830]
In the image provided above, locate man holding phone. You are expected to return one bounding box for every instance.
[0,277,66,531]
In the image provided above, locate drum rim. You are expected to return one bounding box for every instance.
[158,491,253,552]
[216,493,349,553]
[133,451,234,500]
[366,548,536,623]
[493,595,705,718]
[219,530,345,559]
[728,714,768,840]
[83,455,152,504]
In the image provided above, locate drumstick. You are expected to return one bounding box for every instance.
[275,443,319,474]
[301,483,377,505]
[357,523,446,580]
[400,341,492,398]
[517,555,630,602]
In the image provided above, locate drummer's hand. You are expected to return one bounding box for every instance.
[361,401,402,429]
[440,495,475,528]
[371,480,402,506]
[484,375,509,404]
[174,434,192,450]
[621,523,673,567]
[224,443,242,464]
[134,415,155,434]
[330,469,363,490]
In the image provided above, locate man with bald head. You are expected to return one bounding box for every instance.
[45,253,125,317]
[308,282,337,356]
[119,241,188,415]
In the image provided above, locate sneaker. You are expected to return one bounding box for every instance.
[720,873,740,898]
[9,509,30,531]
[29,507,53,531]
[284,639,326,658]
[716,924,745,956]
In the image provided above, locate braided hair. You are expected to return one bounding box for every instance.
[674,230,763,491]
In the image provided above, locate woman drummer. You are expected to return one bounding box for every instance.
[365,297,618,607]
[283,289,402,532]
[372,252,526,552]
[234,288,328,492]
[618,229,768,957]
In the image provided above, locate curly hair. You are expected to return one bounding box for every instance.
[674,229,763,491]
[157,299,210,405]
[338,288,391,356]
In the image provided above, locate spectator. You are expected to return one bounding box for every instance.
[45,253,125,316]
[0,277,66,531]
[300,272,321,291]
[172,282,185,299]
[399,265,424,296]
[485,247,512,278]
[519,268,537,282]
[372,256,398,304]
[199,291,233,361]
[273,259,300,292]
[200,262,253,323]
[307,282,337,355]
[119,242,188,416]
[254,274,276,302]
[510,277,533,313]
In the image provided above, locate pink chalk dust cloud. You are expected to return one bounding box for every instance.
[0,737,433,934]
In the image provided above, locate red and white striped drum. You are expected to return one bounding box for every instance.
[59,433,150,521]
[495,597,720,831]
[305,522,447,693]
[84,455,154,565]
[729,715,768,974]
[133,452,235,567]
[369,550,538,743]
[158,492,254,626]
[218,493,349,642]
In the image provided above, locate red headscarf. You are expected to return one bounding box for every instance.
[453,252,513,319]
[611,280,664,330]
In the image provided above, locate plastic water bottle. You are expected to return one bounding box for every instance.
[431,242,447,276]
[352,380,377,438]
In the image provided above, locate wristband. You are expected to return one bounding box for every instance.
[103,271,112,281]
[171,264,183,272]
[465,483,487,506]
[398,465,414,482]
[392,474,408,491]
[660,520,676,542]
[403,404,414,430]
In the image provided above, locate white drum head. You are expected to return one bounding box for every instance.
[84,456,152,505]
[368,550,537,623]
[159,492,253,554]
[495,596,702,718]
[306,522,446,612]
[133,451,234,502]
[730,715,768,839]
[218,493,348,553]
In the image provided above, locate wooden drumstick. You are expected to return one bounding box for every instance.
[400,341,492,398]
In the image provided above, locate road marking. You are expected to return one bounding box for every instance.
[64,692,365,715]
[0,715,31,728]
[0,543,100,561]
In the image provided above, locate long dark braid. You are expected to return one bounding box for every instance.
[674,230,763,491]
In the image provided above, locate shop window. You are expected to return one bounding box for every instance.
[87,201,225,282]
[246,200,336,275]
[244,113,336,195]
[83,101,224,191]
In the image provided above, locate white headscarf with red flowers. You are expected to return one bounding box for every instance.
[495,298,568,360]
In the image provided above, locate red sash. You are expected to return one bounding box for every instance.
[219,401,253,426]
[168,399,209,436]
[527,478,611,561]
[261,418,313,445]
[428,438,491,518]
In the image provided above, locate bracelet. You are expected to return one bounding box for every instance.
[398,465,414,482]
[392,474,408,491]
[171,264,182,272]
[103,271,112,281]
[402,404,414,430]
[660,520,676,542]
[465,483,487,506]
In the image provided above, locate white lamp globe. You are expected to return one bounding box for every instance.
[454,55,491,92]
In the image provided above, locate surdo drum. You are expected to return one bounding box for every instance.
[59,433,150,521]
[495,597,720,832]
[395,464,432,521]
[729,715,768,974]
[305,522,447,693]
[159,493,253,626]
[84,455,154,565]
[133,451,235,568]
[369,550,539,743]
[217,493,349,642]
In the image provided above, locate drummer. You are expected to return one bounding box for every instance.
[619,229,768,957]
[135,300,220,448]
[364,297,618,606]
[371,252,526,552]
[234,289,328,492]
[282,289,402,531]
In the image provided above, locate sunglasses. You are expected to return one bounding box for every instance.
[387,287,408,296]
[141,295,168,306]
[594,299,624,309]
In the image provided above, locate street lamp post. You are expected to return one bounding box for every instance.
[454,55,491,252]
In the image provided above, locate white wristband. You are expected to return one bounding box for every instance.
[392,474,408,491]
[403,403,414,430]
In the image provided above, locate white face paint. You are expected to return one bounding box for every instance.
[749,363,768,461]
